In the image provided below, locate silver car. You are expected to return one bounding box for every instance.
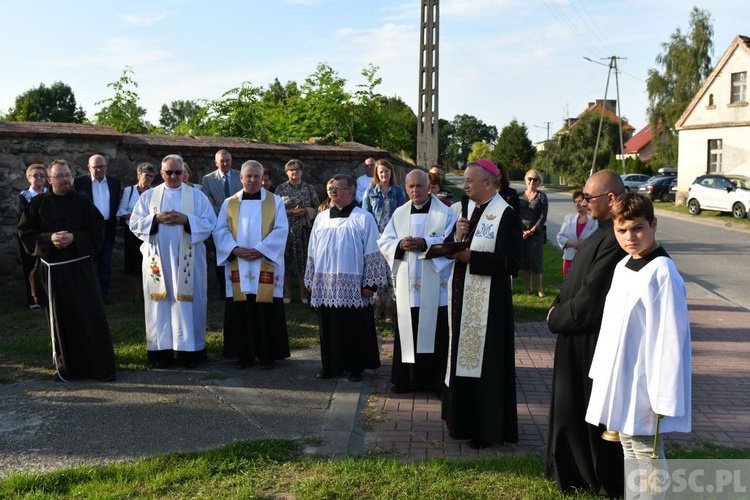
[621,173,651,191]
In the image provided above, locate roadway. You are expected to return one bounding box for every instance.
[446,174,750,311]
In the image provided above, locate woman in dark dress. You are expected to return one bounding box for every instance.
[518,168,548,297]
[275,159,319,304]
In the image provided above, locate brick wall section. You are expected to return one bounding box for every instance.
[1,121,416,277]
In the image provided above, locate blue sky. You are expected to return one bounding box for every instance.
[1,0,746,144]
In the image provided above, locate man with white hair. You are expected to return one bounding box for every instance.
[130,154,216,369]
[213,160,290,369]
[378,169,455,394]
[441,159,523,449]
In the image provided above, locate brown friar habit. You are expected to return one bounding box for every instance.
[18,190,116,380]
[545,217,627,498]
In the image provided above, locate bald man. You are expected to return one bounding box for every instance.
[74,154,121,304]
[545,169,627,497]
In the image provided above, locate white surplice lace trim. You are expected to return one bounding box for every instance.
[306,251,387,308]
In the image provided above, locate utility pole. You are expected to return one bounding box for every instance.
[584,56,627,176]
[535,121,552,141]
[416,0,439,169]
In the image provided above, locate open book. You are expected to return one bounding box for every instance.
[418,240,470,259]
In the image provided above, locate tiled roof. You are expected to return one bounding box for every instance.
[623,124,652,153]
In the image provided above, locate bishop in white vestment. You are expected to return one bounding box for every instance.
[305,174,387,382]
[130,155,216,368]
[213,160,290,368]
[378,170,455,394]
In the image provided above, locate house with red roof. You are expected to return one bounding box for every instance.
[621,123,654,163]
[558,99,635,135]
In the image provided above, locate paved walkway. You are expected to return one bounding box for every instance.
[2,283,748,478]
[364,284,750,459]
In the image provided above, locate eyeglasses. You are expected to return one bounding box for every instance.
[163,170,184,177]
[50,174,72,179]
[365,163,375,168]
[327,186,352,193]
[30,174,46,178]
[90,165,106,170]
[582,192,610,203]
[526,177,540,182]
[286,168,301,173]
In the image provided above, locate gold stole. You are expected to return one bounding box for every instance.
[446,194,508,381]
[226,191,276,303]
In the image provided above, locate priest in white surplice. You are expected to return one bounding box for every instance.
[305,174,387,382]
[441,160,523,450]
[378,170,455,394]
[213,160,290,369]
[130,154,216,369]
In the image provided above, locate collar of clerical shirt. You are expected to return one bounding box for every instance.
[242,191,261,200]
[411,198,431,214]
[330,201,358,218]
[624,245,668,272]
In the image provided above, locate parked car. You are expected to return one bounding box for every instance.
[667,181,678,203]
[637,176,677,202]
[621,173,651,191]
[686,174,750,219]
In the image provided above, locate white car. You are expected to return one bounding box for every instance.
[686,174,750,219]
[620,173,651,191]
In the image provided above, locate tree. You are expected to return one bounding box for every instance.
[491,119,535,173]
[534,112,627,185]
[647,7,714,169]
[95,67,148,133]
[442,114,498,169]
[4,81,86,123]
[468,142,492,162]
[159,99,209,135]
[297,63,351,143]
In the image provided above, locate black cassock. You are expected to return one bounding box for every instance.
[546,218,626,498]
[391,306,449,395]
[18,191,116,380]
[441,199,522,445]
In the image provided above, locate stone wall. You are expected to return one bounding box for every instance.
[1,121,416,278]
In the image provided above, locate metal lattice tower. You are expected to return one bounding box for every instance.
[417,0,439,169]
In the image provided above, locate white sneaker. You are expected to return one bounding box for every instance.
[283,298,291,304]
[29,304,42,311]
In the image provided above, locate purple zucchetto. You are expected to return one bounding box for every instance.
[473,159,499,177]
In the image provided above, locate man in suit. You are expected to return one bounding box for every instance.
[202,149,243,298]
[74,154,121,304]
[202,150,242,215]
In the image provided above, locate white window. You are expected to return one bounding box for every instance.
[708,139,722,173]
[731,72,747,103]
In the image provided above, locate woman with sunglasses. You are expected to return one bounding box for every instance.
[519,169,548,297]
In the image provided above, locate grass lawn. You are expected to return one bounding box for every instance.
[2,211,748,497]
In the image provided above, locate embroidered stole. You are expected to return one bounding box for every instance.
[393,206,447,363]
[226,190,276,303]
[447,194,508,380]
[147,184,195,301]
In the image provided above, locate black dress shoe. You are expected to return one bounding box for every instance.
[347,373,363,382]
[260,361,275,370]
[99,374,116,382]
[467,438,492,450]
[235,361,253,369]
[316,370,333,379]
[185,361,200,369]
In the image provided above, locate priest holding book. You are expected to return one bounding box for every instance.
[378,169,456,394]
[441,159,523,449]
